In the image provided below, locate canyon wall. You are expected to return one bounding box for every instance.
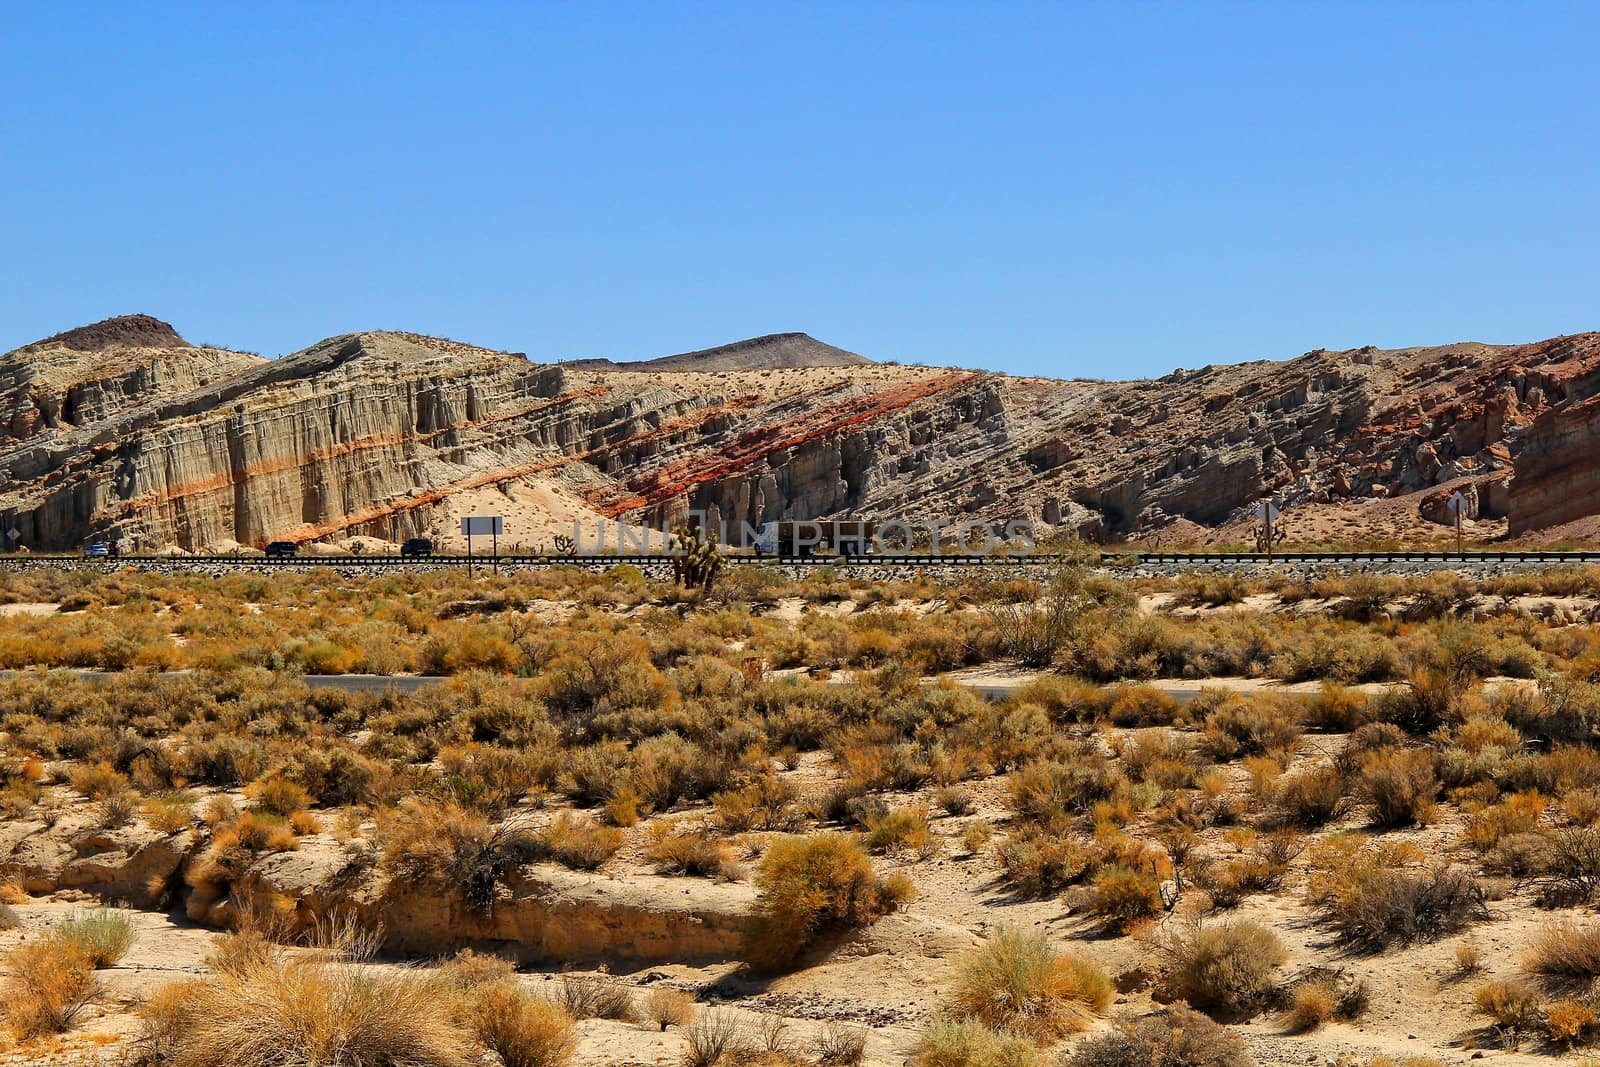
[0,315,1598,550]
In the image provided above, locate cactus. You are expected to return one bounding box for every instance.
[552,533,575,555]
[670,524,723,592]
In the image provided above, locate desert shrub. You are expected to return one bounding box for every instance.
[1272,627,1398,684]
[1270,763,1346,828]
[682,1009,747,1067]
[712,772,800,833]
[911,1020,1043,1067]
[379,800,541,912]
[466,980,576,1067]
[972,563,1118,669]
[862,801,938,857]
[946,926,1110,1039]
[1302,682,1373,732]
[744,833,912,972]
[1454,940,1483,976]
[1192,831,1303,909]
[1306,847,1486,951]
[55,908,137,967]
[642,986,696,1031]
[1007,759,1124,828]
[961,821,995,856]
[1175,572,1250,607]
[125,977,207,1065]
[1474,979,1544,1046]
[1357,748,1439,828]
[540,813,623,871]
[1545,997,1599,1048]
[1103,685,1182,728]
[134,940,472,1067]
[1199,695,1301,760]
[1485,832,1554,878]
[1152,920,1285,1019]
[644,822,743,881]
[1278,966,1368,1033]
[1524,919,1600,983]
[1537,826,1600,906]
[245,774,314,816]
[994,830,1090,897]
[143,792,195,834]
[1462,791,1544,851]
[815,1022,869,1065]
[1373,669,1460,736]
[1061,1005,1250,1067]
[0,938,98,1038]
[1089,864,1165,931]
[556,972,635,1022]
[934,784,972,816]
[1284,980,1335,1032]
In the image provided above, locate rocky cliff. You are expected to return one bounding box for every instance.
[0,316,1596,551]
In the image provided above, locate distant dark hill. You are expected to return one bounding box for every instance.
[30,314,190,353]
[566,332,874,372]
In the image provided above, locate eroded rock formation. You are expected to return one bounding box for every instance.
[0,316,1597,550]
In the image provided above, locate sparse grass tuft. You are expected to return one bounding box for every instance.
[911,1020,1043,1067]
[1524,919,1600,984]
[55,909,137,968]
[946,925,1110,1039]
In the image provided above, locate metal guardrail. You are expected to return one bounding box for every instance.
[1,550,1599,568]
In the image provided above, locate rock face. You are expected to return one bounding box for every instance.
[0,317,1598,550]
[1509,348,1600,535]
[0,315,265,445]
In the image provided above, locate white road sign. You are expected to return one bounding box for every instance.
[4,529,18,542]
[1255,501,1280,523]
[460,516,504,536]
[1447,491,1469,517]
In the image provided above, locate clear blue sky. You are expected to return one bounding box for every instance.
[2,2,1595,378]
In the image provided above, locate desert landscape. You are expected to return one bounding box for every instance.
[5,558,1600,1066]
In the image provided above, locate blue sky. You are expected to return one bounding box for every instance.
[1,2,1595,377]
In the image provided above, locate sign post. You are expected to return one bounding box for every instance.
[1255,500,1281,565]
[460,517,504,577]
[1448,491,1468,559]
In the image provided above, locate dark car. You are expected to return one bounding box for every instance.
[85,541,110,558]
[264,541,299,558]
[400,537,434,558]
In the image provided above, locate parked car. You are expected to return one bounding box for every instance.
[85,542,109,558]
[264,541,299,558]
[401,537,434,558]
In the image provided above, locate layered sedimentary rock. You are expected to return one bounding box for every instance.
[1508,345,1600,535]
[0,315,1597,550]
[0,315,264,444]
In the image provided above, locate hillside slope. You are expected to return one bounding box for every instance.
[0,319,1595,550]
[565,332,873,372]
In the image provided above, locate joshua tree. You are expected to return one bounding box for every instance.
[1252,522,1286,554]
[670,524,722,592]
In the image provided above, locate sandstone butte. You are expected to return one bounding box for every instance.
[0,314,1596,553]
